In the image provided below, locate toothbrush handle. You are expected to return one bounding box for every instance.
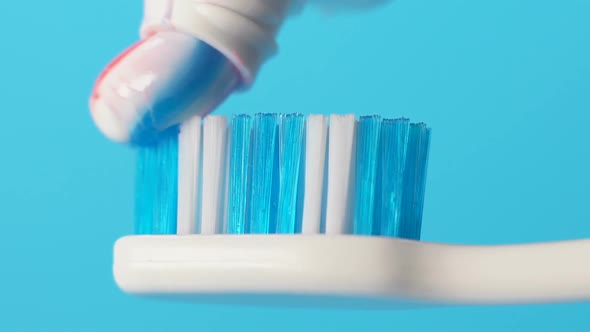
[407,238,590,304]
[113,235,590,306]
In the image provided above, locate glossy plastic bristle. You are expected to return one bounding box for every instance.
[133,114,431,240]
[401,123,431,240]
[301,115,328,234]
[325,115,357,234]
[177,116,201,235]
[378,119,410,237]
[200,116,228,234]
[134,133,179,235]
[354,116,382,235]
[277,114,305,234]
[248,114,279,234]
[227,114,252,234]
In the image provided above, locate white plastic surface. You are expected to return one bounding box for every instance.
[200,116,228,234]
[170,0,295,86]
[325,115,357,234]
[113,235,590,308]
[177,116,201,235]
[301,115,328,234]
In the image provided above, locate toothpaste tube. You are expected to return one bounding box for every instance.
[90,0,391,145]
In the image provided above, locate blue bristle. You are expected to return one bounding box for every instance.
[353,116,382,235]
[294,122,307,234]
[135,147,154,234]
[132,113,430,239]
[277,114,305,234]
[378,119,410,237]
[227,115,252,234]
[134,133,179,235]
[270,128,280,234]
[400,123,431,240]
[248,113,279,234]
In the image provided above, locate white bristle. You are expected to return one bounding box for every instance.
[200,115,228,235]
[176,116,201,235]
[301,115,328,234]
[325,114,357,234]
[221,126,231,235]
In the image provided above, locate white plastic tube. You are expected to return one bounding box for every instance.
[169,0,296,86]
[142,0,395,86]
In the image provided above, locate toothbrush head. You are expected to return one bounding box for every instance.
[118,113,434,308]
[116,112,590,307]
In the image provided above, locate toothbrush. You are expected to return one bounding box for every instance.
[114,113,590,308]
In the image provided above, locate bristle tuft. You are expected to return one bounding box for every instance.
[378,118,410,237]
[248,113,279,234]
[134,133,178,235]
[353,116,382,235]
[227,114,252,234]
[134,113,431,240]
[401,123,431,240]
[277,114,305,234]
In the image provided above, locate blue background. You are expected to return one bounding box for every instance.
[1,0,589,331]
